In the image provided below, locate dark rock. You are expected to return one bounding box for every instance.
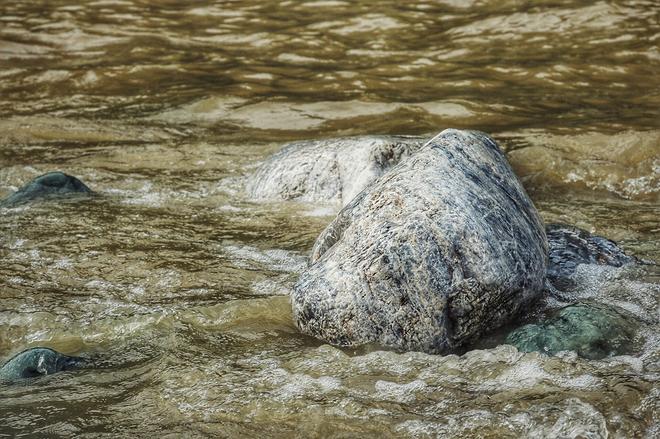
[0,171,93,208]
[546,224,637,290]
[0,347,86,382]
[292,129,548,354]
[505,303,638,359]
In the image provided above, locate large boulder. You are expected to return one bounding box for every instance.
[505,303,638,359]
[0,171,93,208]
[246,135,426,206]
[249,136,639,291]
[292,129,548,354]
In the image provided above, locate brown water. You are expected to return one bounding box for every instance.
[0,0,659,437]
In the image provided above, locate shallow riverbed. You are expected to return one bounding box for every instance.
[0,0,658,437]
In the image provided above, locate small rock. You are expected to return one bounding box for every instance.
[0,347,86,382]
[247,135,426,206]
[0,171,93,208]
[505,303,638,359]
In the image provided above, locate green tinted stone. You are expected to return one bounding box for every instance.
[506,303,638,360]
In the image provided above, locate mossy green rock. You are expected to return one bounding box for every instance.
[506,303,638,359]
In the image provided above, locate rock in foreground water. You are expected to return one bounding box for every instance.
[246,135,426,206]
[0,347,85,382]
[506,303,638,359]
[0,171,93,208]
[545,223,637,290]
[292,129,548,354]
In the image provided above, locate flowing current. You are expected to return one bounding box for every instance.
[0,1,658,437]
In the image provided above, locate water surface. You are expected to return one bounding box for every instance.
[0,0,658,437]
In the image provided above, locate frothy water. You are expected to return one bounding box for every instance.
[1,0,658,437]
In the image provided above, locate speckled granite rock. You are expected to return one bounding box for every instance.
[0,347,85,382]
[506,303,638,359]
[545,224,637,290]
[292,129,548,354]
[249,136,637,281]
[246,135,426,206]
[0,171,93,208]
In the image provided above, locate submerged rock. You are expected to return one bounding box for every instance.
[0,347,86,382]
[546,224,637,290]
[292,129,548,354]
[246,135,426,206]
[0,171,93,208]
[505,303,638,359]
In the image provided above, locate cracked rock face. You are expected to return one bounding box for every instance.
[246,135,427,206]
[292,129,548,354]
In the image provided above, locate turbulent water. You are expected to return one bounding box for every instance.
[0,0,658,437]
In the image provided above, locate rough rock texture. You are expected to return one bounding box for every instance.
[0,347,85,381]
[546,224,637,290]
[0,171,93,208]
[246,135,426,206]
[292,129,548,354]
[505,303,638,359]
[248,137,638,286]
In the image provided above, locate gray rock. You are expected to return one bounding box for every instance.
[246,135,426,206]
[0,171,93,208]
[249,135,640,289]
[292,129,548,354]
[0,347,86,382]
[505,303,638,359]
[545,223,637,290]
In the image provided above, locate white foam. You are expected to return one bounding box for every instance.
[223,244,306,273]
[374,379,427,403]
[251,278,291,296]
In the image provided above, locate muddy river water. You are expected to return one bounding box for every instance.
[0,0,658,437]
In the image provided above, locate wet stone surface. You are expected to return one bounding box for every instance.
[0,347,86,382]
[545,223,638,291]
[506,303,639,360]
[0,172,93,208]
[247,135,427,206]
[293,130,548,354]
